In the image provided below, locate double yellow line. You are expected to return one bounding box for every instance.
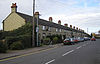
[0,47,57,62]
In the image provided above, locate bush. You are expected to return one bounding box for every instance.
[5,36,20,49]
[6,35,32,49]
[0,40,8,53]
[10,41,24,50]
[53,37,58,44]
[43,38,50,45]
[20,35,32,48]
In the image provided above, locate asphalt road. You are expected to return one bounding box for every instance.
[0,39,100,64]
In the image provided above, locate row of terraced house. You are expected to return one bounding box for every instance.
[2,3,89,42]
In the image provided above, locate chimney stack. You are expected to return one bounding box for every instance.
[79,29,80,31]
[11,3,17,13]
[73,26,75,29]
[35,12,40,18]
[76,27,78,30]
[58,20,61,25]
[70,25,72,28]
[64,24,68,27]
[49,17,53,22]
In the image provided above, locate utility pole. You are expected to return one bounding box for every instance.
[32,0,35,47]
[87,28,88,33]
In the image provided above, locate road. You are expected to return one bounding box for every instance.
[0,39,100,64]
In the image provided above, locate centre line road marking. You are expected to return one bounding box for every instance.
[45,59,55,64]
[83,44,86,46]
[62,50,74,56]
[76,46,82,49]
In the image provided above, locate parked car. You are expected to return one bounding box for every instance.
[84,37,90,41]
[91,38,96,41]
[63,38,71,45]
[77,37,84,42]
[70,38,76,44]
[73,38,79,43]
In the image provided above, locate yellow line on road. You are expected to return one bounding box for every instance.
[0,47,57,62]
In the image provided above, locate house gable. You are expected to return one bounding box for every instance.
[3,12,26,31]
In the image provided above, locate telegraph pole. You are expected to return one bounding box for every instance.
[87,28,88,33]
[32,0,35,47]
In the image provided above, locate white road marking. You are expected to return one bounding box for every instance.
[83,44,86,46]
[62,50,74,56]
[45,59,55,64]
[76,46,82,49]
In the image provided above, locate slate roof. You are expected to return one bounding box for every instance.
[17,12,82,33]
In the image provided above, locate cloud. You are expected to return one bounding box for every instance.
[0,0,100,34]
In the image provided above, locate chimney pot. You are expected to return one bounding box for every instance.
[64,24,68,27]
[70,25,72,28]
[35,12,40,18]
[73,26,75,29]
[11,3,17,8]
[58,20,61,25]
[76,27,78,30]
[49,17,53,22]
[35,12,39,15]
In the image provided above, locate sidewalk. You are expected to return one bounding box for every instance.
[0,43,63,60]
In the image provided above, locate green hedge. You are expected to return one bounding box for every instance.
[0,40,8,53]
[10,41,24,50]
[6,35,32,49]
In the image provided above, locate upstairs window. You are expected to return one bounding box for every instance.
[48,27,51,31]
[56,28,58,32]
[42,26,46,30]
[59,29,62,32]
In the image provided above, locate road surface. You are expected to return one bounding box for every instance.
[0,39,100,64]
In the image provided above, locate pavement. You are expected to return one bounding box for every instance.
[0,43,63,60]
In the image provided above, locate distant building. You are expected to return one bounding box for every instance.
[2,3,88,41]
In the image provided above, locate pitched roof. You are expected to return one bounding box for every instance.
[17,12,82,32]
[17,12,33,23]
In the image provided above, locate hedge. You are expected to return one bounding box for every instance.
[5,35,32,49]
[10,41,24,50]
[0,40,8,53]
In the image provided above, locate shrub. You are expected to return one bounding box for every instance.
[20,35,32,48]
[53,37,58,44]
[10,41,24,50]
[5,36,20,49]
[0,40,8,53]
[43,38,50,45]
[6,35,32,49]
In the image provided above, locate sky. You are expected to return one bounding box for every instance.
[0,0,100,34]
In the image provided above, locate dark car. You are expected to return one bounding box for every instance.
[63,38,71,45]
[84,37,90,41]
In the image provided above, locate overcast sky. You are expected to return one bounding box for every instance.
[0,0,100,34]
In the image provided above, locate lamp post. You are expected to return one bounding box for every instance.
[36,14,39,47]
[32,0,35,47]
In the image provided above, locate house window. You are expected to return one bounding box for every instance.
[56,28,58,32]
[42,26,46,30]
[42,33,46,38]
[59,29,61,32]
[48,27,51,31]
